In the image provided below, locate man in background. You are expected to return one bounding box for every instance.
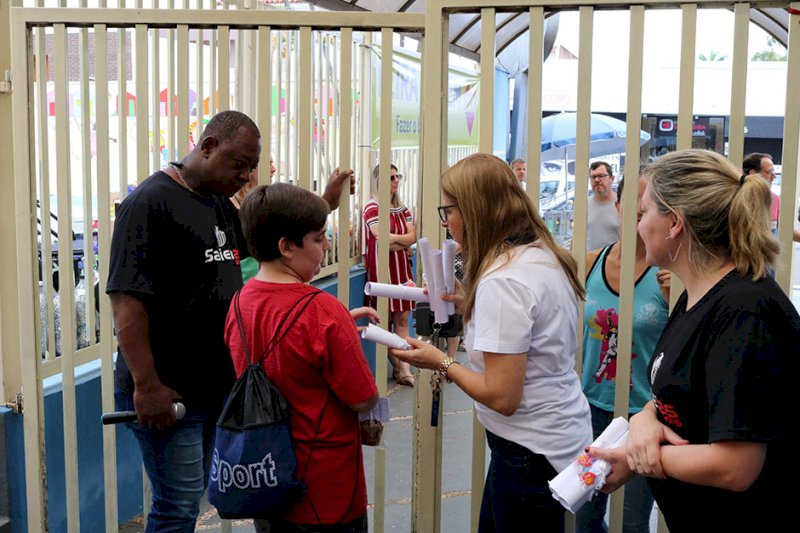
[511,158,527,186]
[587,161,619,250]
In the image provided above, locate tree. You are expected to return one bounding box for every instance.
[751,38,788,61]
[698,50,728,62]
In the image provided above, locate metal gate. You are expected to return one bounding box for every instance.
[5,3,426,531]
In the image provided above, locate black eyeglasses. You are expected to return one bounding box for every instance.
[589,173,610,181]
[390,174,403,182]
[437,204,457,223]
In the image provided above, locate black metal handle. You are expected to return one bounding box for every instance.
[101,402,186,425]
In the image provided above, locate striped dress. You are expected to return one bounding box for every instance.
[363,200,415,312]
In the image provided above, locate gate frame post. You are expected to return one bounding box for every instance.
[0,0,22,407]
[8,3,49,532]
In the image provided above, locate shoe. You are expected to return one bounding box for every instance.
[393,369,415,387]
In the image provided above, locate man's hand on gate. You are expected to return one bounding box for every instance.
[322,168,356,211]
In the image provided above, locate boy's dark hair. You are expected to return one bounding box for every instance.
[240,182,330,262]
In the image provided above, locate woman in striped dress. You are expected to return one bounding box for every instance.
[363,164,416,386]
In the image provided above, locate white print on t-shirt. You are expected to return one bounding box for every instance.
[650,352,664,387]
[636,302,663,326]
[204,226,240,264]
[210,449,278,492]
[215,225,227,247]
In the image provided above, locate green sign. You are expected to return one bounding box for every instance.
[371,46,480,148]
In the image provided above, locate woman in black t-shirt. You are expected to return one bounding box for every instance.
[588,149,796,531]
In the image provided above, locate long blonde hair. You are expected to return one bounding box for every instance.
[441,153,584,321]
[647,149,779,279]
[371,163,402,208]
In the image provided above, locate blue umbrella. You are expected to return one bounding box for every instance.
[539,112,651,161]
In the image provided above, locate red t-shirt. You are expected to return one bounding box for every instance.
[771,191,780,229]
[225,280,378,525]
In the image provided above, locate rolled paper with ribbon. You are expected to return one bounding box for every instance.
[548,417,629,514]
[442,240,456,315]
[364,282,429,302]
[361,323,412,350]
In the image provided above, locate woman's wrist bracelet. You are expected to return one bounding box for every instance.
[439,357,460,383]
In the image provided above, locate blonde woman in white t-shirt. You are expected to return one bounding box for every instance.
[392,153,591,532]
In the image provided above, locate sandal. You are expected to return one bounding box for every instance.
[393,369,415,387]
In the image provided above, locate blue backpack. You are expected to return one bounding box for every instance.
[208,289,322,520]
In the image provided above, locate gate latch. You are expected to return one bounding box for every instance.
[0,70,11,94]
[5,391,23,414]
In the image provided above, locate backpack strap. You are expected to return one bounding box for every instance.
[232,289,253,366]
[232,287,323,367]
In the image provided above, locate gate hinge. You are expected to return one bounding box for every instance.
[5,391,23,414]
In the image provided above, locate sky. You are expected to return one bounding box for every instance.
[555,8,783,68]
[541,8,789,117]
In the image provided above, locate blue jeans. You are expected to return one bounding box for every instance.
[116,391,219,533]
[575,405,654,533]
[478,431,564,533]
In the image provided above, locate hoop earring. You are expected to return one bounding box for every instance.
[666,235,682,263]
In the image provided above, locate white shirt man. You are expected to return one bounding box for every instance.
[586,162,619,250]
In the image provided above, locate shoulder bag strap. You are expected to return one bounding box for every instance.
[255,289,323,366]
[233,289,253,366]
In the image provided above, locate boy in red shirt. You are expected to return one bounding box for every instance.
[226,182,378,532]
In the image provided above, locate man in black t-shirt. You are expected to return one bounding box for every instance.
[108,110,355,531]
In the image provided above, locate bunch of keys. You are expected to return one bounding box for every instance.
[430,323,442,427]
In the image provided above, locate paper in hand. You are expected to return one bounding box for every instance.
[548,417,629,514]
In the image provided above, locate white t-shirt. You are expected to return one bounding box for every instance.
[466,245,592,472]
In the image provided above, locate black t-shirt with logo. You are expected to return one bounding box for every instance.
[646,271,796,530]
[107,171,245,413]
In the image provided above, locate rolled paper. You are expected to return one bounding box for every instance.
[418,238,436,291]
[429,250,450,324]
[364,282,429,302]
[548,417,629,514]
[442,240,456,315]
[418,237,439,303]
[361,323,412,350]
